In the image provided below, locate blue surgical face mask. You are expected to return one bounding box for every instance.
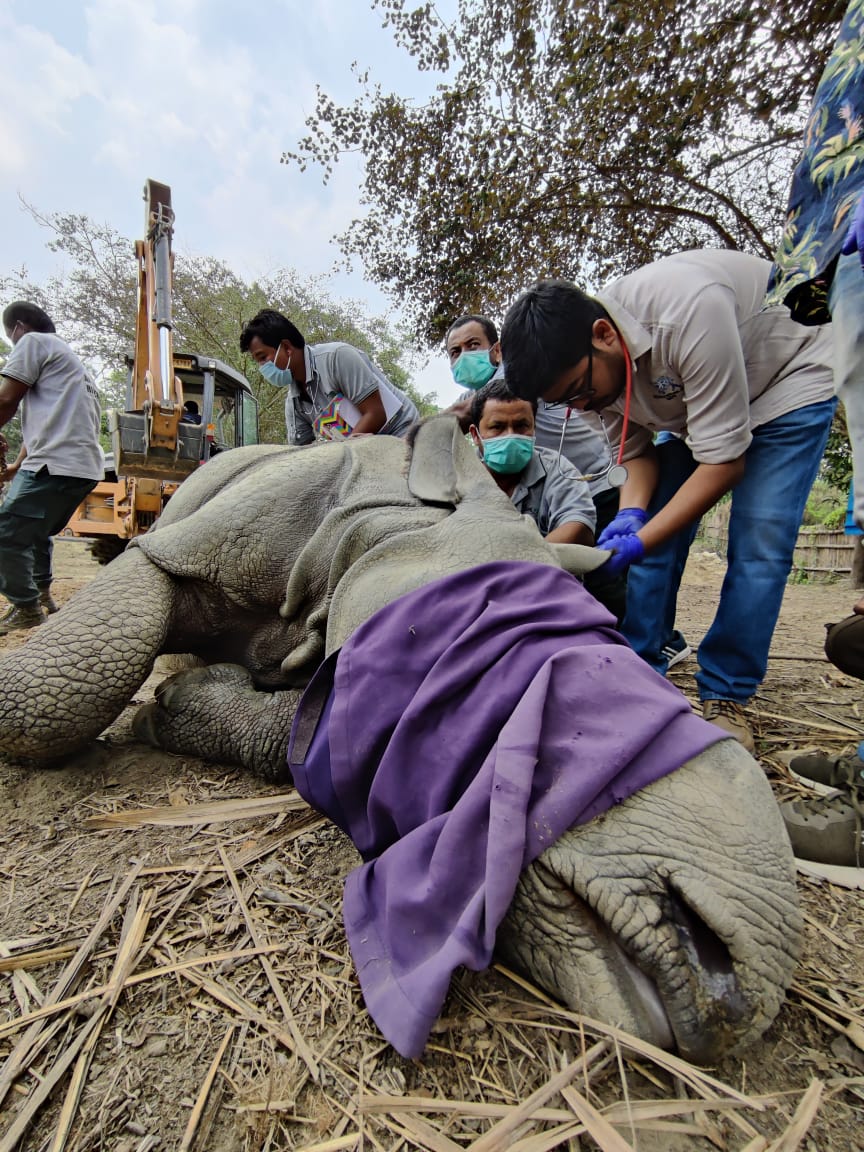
[259,346,294,388]
[480,434,535,475]
[452,349,497,390]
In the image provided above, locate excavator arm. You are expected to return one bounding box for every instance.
[110,179,202,481]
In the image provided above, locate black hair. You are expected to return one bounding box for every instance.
[239,308,305,353]
[183,400,199,414]
[2,301,56,334]
[445,314,498,347]
[500,280,608,399]
[469,376,538,428]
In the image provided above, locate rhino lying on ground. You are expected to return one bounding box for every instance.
[0,417,800,1062]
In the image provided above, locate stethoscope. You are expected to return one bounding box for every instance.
[555,344,633,488]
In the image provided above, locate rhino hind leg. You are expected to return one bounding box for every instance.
[133,663,302,782]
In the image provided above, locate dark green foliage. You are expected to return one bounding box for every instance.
[286,0,847,343]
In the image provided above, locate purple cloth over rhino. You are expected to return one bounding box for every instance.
[287,561,725,1058]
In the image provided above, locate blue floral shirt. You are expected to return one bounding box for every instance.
[767,0,864,323]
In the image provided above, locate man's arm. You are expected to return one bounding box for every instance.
[329,344,390,435]
[612,283,753,555]
[351,390,388,435]
[0,376,28,429]
[0,443,26,483]
[546,520,594,545]
[638,457,745,551]
[617,448,659,510]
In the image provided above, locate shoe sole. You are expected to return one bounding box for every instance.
[793,856,864,890]
[787,768,839,798]
[665,647,693,670]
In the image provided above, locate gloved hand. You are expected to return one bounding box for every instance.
[596,507,648,548]
[841,194,864,270]
[598,532,645,576]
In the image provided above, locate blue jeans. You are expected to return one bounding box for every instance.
[0,467,96,605]
[830,251,864,528]
[621,399,837,701]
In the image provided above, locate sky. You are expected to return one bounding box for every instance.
[0,0,464,405]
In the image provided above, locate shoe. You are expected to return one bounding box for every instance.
[781,788,864,888]
[701,699,756,755]
[788,750,864,797]
[0,602,46,635]
[38,589,59,614]
[660,630,693,669]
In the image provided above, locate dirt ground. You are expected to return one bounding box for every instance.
[0,540,862,1151]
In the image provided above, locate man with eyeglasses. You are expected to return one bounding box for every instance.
[0,302,103,634]
[500,249,835,753]
[468,378,595,546]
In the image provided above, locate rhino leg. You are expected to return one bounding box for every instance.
[133,664,301,782]
[497,739,801,1063]
[0,548,176,761]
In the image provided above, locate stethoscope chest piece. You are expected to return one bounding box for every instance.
[606,464,628,488]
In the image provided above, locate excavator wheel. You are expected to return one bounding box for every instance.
[87,537,128,566]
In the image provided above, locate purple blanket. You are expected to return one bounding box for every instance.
[287,561,725,1057]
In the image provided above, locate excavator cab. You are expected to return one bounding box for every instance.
[117,350,259,465]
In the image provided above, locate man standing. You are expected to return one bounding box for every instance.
[501,249,835,752]
[0,302,103,634]
[468,378,595,545]
[240,309,418,444]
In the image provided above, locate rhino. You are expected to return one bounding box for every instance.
[0,417,800,1062]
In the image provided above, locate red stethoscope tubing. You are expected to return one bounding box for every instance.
[565,345,632,466]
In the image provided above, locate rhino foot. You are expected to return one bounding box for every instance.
[133,663,302,782]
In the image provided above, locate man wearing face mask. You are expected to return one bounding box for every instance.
[240,309,418,444]
[469,379,595,545]
[447,313,626,618]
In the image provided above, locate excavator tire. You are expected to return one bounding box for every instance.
[87,537,128,566]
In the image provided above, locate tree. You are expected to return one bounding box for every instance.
[0,203,437,444]
[286,0,846,342]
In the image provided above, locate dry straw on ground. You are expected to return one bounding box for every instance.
[0,546,862,1149]
[0,767,861,1151]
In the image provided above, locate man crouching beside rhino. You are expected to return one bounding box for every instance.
[0,416,801,1063]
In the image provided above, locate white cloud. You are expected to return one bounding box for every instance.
[0,8,98,175]
[0,0,463,404]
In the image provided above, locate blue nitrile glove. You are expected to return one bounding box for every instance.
[596,507,648,549]
[598,532,645,577]
[841,194,864,270]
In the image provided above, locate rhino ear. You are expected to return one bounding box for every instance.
[407,414,480,505]
[547,543,611,576]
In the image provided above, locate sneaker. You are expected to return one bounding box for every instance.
[0,602,46,635]
[701,699,756,755]
[660,629,693,669]
[781,788,864,889]
[38,589,59,615]
[788,750,864,797]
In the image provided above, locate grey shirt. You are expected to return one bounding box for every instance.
[286,342,418,445]
[2,332,103,480]
[509,445,596,536]
[596,249,834,464]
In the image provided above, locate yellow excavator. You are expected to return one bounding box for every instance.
[66,180,259,561]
